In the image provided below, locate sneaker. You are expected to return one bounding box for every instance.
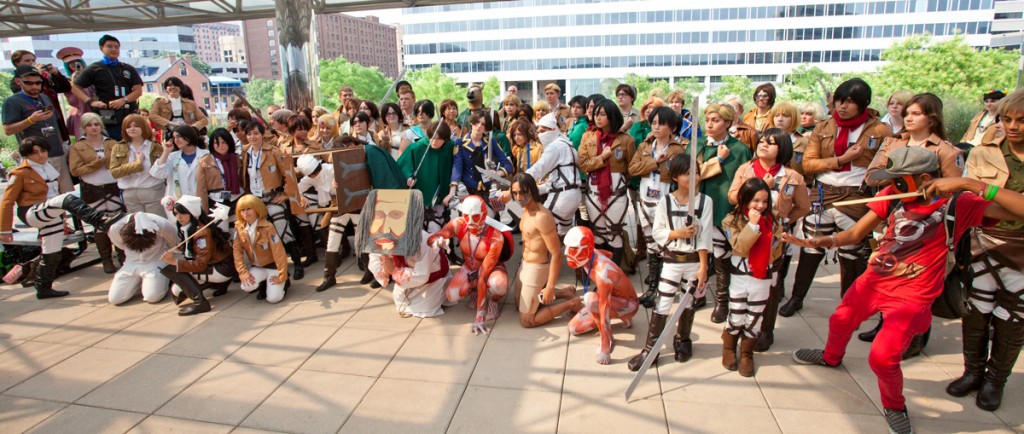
[792,349,839,367]
[884,407,913,434]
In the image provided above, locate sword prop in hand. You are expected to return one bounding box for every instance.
[625,288,696,400]
[170,203,231,250]
[688,96,699,246]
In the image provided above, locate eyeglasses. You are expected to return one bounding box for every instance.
[616,92,629,97]
[20,80,42,86]
[755,93,771,100]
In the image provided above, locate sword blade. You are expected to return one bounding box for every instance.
[625,291,693,401]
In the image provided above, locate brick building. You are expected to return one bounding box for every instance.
[132,55,215,110]
[192,22,241,64]
[244,13,399,81]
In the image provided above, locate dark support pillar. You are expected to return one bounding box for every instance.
[275,0,320,110]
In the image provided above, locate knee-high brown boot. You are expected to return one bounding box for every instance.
[628,312,667,372]
[722,330,739,371]
[738,336,758,377]
[711,257,731,323]
[93,232,116,273]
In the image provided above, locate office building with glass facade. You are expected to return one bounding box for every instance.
[401,0,1001,99]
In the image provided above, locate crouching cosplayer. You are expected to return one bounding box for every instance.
[0,137,124,299]
[565,226,640,364]
[233,194,290,303]
[107,212,178,306]
[361,189,449,318]
[160,195,235,316]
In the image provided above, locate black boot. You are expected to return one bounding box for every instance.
[947,308,992,397]
[628,312,667,371]
[902,327,930,360]
[611,246,624,267]
[317,252,340,292]
[838,253,867,299]
[160,266,211,316]
[859,315,884,342]
[358,253,375,285]
[779,251,824,317]
[638,256,661,309]
[60,195,123,232]
[94,232,116,273]
[298,225,319,267]
[711,256,731,324]
[977,317,1024,411]
[35,252,68,299]
[210,280,230,297]
[286,242,304,280]
[756,272,784,352]
[674,307,697,362]
[775,254,793,300]
[447,239,463,266]
[339,236,352,262]
[256,281,267,300]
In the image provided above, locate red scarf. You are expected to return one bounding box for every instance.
[591,130,615,207]
[751,159,782,179]
[213,152,241,194]
[746,209,774,279]
[833,110,870,172]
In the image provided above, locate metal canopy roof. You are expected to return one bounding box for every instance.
[0,0,483,37]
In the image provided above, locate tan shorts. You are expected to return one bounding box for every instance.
[518,262,550,315]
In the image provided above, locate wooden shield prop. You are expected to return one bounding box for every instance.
[332,147,372,214]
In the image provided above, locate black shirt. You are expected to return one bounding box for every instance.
[73,60,143,111]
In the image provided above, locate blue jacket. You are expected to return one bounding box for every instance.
[451,137,514,195]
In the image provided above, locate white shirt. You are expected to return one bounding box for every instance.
[107,213,179,265]
[816,124,868,187]
[526,135,579,195]
[169,97,184,122]
[653,193,714,255]
[150,148,210,199]
[28,160,60,199]
[80,143,117,186]
[118,140,166,190]
[247,146,266,197]
[637,139,675,206]
[297,163,335,207]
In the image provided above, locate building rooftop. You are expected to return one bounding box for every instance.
[0,245,1020,433]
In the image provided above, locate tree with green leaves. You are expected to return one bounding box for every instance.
[672,77,706,101]
[780,64,837,107]
[318,56,391,110]
[244,78,284,112]
[622,73,671,104]
[710,76,754,109]
[866,33,1017,106]
[406,65,468,108]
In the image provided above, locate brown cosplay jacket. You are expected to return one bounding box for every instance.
[233,219,289,282]
[803,110,893,177]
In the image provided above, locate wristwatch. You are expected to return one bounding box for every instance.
[123,97,130,104]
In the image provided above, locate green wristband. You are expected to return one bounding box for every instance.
[985,184,999,201]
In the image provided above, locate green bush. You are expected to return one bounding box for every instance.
[940,95,979,144]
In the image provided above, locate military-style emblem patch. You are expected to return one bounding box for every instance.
[867,137,879,150]
[955,153,964,169]
[271,234,280,244]
[197,238,207,249]
[784,184,795,196]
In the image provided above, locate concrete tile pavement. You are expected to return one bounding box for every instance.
[0,251,1021,433]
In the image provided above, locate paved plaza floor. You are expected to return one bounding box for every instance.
[0,248,1021,434]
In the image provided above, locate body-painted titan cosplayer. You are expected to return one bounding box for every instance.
[359,189,449,318]
[564,227,640,364]
[428,196,510,335]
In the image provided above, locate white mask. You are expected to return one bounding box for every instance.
[538,130,560,146]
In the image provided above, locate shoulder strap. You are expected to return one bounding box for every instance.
[665,194,675,230]
[942,192,962,272]
[695,194,706,218]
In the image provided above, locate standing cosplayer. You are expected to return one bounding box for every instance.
[398,122,456,232]
[628,107,686,304]
[781,78,893,317]
[687,103,754,323]
[161,195,235,315]
[565,227,640,364]
[628,154,712,371]
[428,196,511,335]
[361,190,449,318]
[786,146,1024,434]
[950,89,1024,411]
[0,137,123,299]
[578,99,636,264]
[525,113,582,236]
[106,212,177,306]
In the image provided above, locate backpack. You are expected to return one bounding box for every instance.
[458,222,515,263]
[886,192,972,319]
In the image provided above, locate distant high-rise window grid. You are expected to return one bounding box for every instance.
[405,21,989,55]
[406,0,990,14]
[404,1,994,34]
[415,49,888,74]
